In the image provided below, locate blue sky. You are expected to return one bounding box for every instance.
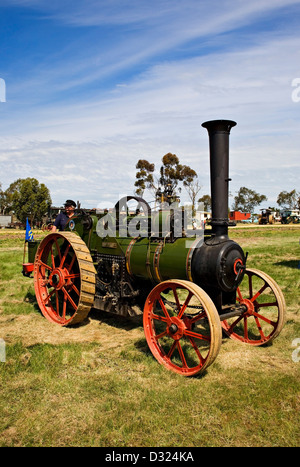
[0,0,299,210]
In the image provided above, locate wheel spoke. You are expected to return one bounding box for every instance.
[150,312,168,323]
[59,244,70,268]
[42,288,56,304]
[189,311,206,324]
[50,245,56,269]
[243,316,248,340]
[37,259,52,272]
[256,300,278,308]
[155,330,168,340]
[68,253,76,271]
[176,341,188,368]
[254,316,265,340]
[62,293,67,320]
[158,297,170,320]
[55,291,59,317]
[236,286,244,302]
[177,291,193,319]
[54,238,62,261]
[187,336,205,365]
[172,287,181,313]
[65,273,80,280]
[251,309,277,327]
[250,283,268,302]
[227,314,244,333]
[184,329,211,342]
[71,283,80,296]
[167,341,177,359]
[62,287,78,310]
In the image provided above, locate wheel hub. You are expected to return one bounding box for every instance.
[167,318,185,340]
[52,273,60,285]
[238,298,255,316]
[49,268,68,290]
[168,323,178,334]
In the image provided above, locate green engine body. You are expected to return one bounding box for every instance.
[26,201,245,318]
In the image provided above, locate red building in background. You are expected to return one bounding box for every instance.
[229,211,251,222]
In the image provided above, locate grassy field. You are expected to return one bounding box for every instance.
[0,225,299,447]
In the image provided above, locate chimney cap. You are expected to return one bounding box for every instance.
[202,119,237,133]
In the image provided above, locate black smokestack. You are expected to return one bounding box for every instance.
[201,119,237,238]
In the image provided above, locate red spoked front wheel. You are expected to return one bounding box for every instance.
[143,280,222,376]
[222,268,286,345]
[34,232,96,326]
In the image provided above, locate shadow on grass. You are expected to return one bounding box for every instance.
[24,287,144,333]
[133,337,210,380]
[274,260,300,269]
[88,307,142,331]
[25,289,42,314]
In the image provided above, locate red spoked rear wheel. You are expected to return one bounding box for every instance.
[143,280,222,376]
[34,232,96,326]
[222,268,286,345]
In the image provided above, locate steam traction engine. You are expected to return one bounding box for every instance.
[23,120,286,376]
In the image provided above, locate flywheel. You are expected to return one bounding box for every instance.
[34,231,96,326]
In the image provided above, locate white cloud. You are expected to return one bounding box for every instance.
[0,1,299,210]
[19,0,300,31]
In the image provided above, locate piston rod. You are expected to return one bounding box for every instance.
[219,305,247,321]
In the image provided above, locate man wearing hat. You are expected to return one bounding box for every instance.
[51,200,76,232]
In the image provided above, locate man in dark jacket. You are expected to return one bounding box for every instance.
[51,200,76,232]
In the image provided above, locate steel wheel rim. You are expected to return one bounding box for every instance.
[143,280,222,376]
[34,232,95,326]
[221,268,286,345]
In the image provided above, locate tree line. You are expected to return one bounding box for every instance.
[134,154,300,214]
[0,160,298,227]
[0,178,51,225]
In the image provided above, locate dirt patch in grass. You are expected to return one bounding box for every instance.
[0,309,145,350]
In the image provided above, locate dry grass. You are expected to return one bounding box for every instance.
[0,226,299,447]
